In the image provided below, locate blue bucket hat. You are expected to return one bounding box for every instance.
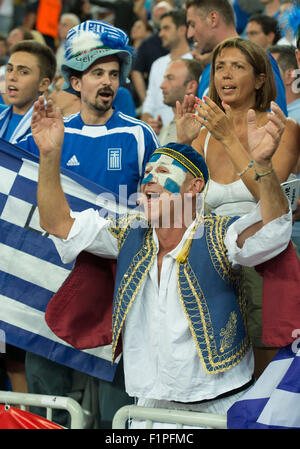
[61,20,133,95]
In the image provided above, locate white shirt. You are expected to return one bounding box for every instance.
[52,204,292,402]
[158,118,177,146]
[277,36,297,47]
[0,0,13,16]
[142,52,193,126]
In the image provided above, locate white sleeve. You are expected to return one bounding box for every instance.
[50,208,119,264]
[142,60,160,116]
[224,203,292,268]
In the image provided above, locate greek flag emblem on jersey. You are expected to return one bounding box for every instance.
[108,148,122,170]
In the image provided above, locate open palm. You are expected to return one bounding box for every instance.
[31,96,64,156]
[175,94,202,144]
[247,103,286,164]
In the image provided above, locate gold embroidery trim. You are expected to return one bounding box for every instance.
[177,260,250,374]
[220,312,237,353]
[107,213,148,251]
[177,261,215,373]
[205,215,240,284]
[112,228,156,360]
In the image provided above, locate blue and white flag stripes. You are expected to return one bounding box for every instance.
[227,343,300,429]
[0,138,129,382]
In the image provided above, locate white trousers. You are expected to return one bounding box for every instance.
[129,387,252,429]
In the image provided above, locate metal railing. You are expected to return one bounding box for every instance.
[112,405,227,429]
[0,390,84,429]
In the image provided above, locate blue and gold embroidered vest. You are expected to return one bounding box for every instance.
[109,213,250,374]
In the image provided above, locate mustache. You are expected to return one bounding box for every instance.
[97,87,114,96]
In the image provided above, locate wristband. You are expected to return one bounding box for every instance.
[237,160,254,177]
[254,166,273,181]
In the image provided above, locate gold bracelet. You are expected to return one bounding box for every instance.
[237,160,254,177]
[254,166,273,181]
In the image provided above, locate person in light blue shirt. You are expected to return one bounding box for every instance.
[287,96,300,123]
[0,38,56,409]
[0,40,56,144]
[267,44,300,124]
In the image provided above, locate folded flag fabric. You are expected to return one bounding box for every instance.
[45,251,117,351]
[0,405,64,429]
[227,344,300,429]
[255,241,300,348]
[0,138,128,382]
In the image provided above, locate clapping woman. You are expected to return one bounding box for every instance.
[178,37,300,378]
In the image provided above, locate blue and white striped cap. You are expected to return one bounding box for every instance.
[61,20,133,94]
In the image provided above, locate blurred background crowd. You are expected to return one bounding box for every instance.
[0,0,299,122]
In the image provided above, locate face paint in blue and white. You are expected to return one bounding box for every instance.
[142,154,188,194]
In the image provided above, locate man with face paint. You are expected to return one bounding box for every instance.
[142,154,189,194]
[140,151,203,232]
[32,95,292,427]
[17,20,159,429]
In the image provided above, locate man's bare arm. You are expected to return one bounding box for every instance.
[33,96,74,239]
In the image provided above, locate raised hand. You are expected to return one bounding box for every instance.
[247,101,286,166]
[31,96,65,157]
[175,94,202,144]
[193,96,234,143]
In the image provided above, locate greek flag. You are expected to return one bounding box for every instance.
[227,343,300,429]
[0,138,128,382]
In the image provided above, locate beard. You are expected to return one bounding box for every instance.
[163,94,177,108]
[93,86,115,113]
